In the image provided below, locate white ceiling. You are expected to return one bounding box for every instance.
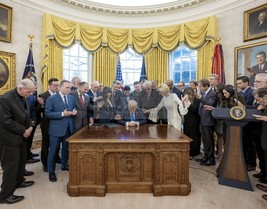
[86,0,176,7]
[12,0,255,28]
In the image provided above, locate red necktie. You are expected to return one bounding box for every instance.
[79,94,84,106]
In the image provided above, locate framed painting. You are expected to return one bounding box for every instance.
[0,51,16,95]
[243,3,267,42]
[234,41,267,87]
[0,3,12,43]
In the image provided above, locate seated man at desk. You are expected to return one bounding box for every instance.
[117,100,147,126]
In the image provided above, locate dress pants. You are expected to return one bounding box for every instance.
[200,124,215,159]
[0,141,26,200]
[47,129,70,173]
[26,125,37,159]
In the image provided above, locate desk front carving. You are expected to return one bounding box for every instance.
[67,125,191,196]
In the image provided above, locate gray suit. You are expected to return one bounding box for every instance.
[69,90,91,133]
[199,89,218,160]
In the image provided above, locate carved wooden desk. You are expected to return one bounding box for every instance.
[67,124,191,196]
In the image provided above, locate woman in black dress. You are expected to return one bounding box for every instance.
[183,87,201,157]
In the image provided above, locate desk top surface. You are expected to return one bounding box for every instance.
[67,124,191,143]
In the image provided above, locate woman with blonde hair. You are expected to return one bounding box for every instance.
[148,83,190,130]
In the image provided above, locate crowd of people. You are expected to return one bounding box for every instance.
[1,72,267,204]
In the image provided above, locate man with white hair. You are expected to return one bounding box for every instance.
[0,79,35,204]
[71,76,81,91]
[246,73,267,182]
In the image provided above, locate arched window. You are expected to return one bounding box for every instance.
[120,48,142,86]
[169,44,197,85]
[63,44,89,81]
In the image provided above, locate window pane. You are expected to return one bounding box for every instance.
[120,48,142,86]
[63,44,89,82]
[169,44,197,85]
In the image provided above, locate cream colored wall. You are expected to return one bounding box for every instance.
[217,0,267,85]
[1,0,267,92]
[0,0,43,91]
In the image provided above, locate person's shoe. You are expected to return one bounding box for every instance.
[196,156,208,163]
[0,195,24,204]
[253,172,265,179]
[29,153,39,158]
[200,159,216,166]
[16,181,34,188]
[43,166,48,172]
[24,170,34,176]
[61,166,69,171]
[259,177,267,184]
[49,173,57,182]
[262,194,267,201]
[256,184,267,192]
[246,165,256,172]
[26,158,40,164]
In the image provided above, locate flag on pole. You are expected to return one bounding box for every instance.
[115,56,123,82]
[139,55,147,82]
[212,43,225,84]
[22,42,37,83]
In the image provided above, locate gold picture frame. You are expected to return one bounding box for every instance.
[0,3,12,43]
[0,51,16,95]
[243,3,267,42]
[234,41,267,86]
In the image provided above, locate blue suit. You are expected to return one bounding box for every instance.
[45,93,76,172]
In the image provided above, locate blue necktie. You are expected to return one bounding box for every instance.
[130,113,135,122]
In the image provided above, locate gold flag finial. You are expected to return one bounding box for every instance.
[28,34,34,42]
[28,34,34,48]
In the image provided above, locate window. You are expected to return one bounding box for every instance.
[63,44,89,81]
[120,48,142,86]
[169,44,197,85]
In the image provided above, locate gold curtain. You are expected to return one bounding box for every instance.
[42,14,217,86]
[93,47,117,87]
[41,40,63,90]
[146,48,168,84]
[197,41,215,80]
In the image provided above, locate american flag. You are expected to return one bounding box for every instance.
[115,57,123,82]
[139,55,147,82]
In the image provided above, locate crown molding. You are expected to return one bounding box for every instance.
[12,0,255,28]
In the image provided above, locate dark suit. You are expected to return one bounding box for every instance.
[261,108,267,178]
[199,89,218,160]
[69,90,92,132]
[253,20,267,34]
[26,94,41,159]
[87,89,101,121]
[170,86,183,99]
[0,88,32,201]
[111,90,123,109]
[249,61,267,86]
[45,93,76,172]
[129,90,141,107]
[240,87,256,168]
[117,107,147,125]
[140,89,163,122]
[39,91,60,169]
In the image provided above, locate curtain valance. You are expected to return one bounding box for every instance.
[43,14,217,53]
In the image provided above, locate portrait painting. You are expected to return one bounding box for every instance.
[235,41,267,87]
[243,3,267,41]
[0,51,16,95]
[0,3,12,43]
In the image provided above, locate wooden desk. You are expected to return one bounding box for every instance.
[67,124,191,196]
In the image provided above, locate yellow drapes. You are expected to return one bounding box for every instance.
[42,13,217,87]
[146,48,168,84]
[93,47,117,87]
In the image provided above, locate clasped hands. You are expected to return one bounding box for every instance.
[63,108,77,116]
[23,126,33,138]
